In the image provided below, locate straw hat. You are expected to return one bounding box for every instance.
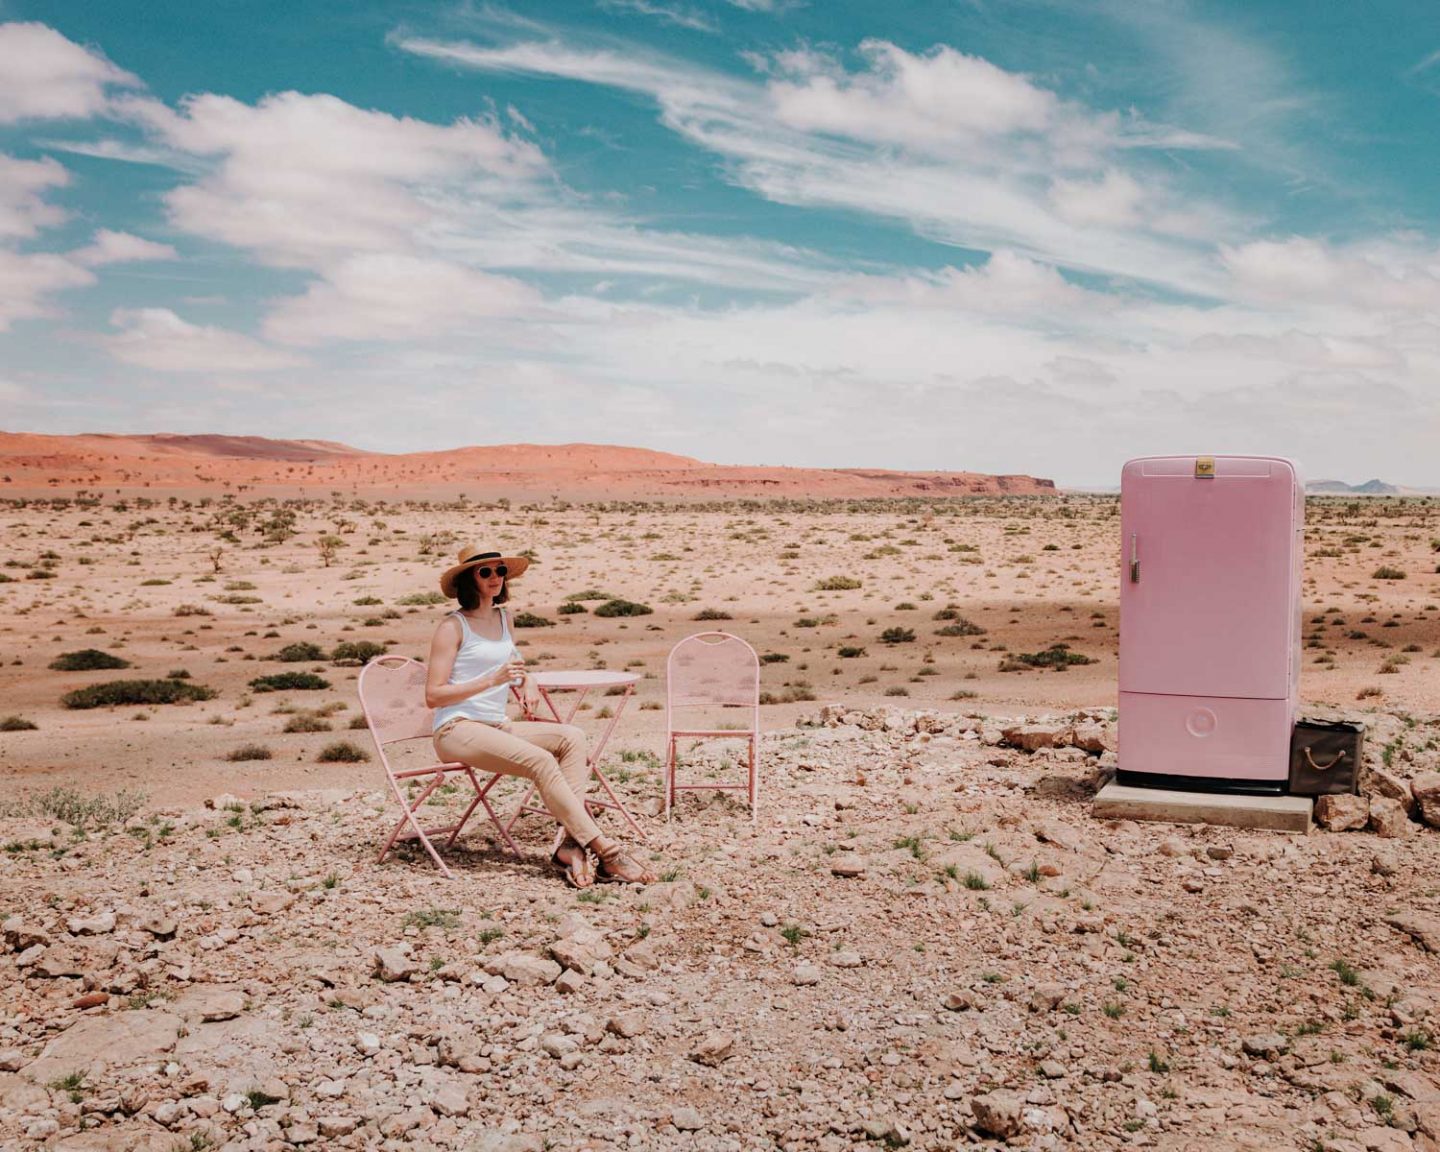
[439,545,530,598]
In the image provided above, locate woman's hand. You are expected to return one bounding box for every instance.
[499,658,527,688]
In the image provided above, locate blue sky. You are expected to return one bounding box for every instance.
[2,1,1438,486]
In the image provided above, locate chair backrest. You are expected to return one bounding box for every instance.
[357,656,435,746]
[666,632,760,723]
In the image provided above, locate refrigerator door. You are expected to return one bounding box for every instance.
[1119,456,1296,701]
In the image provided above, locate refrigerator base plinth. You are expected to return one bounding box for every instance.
[1094,781,1312,833]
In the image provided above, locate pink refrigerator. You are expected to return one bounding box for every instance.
[1118,456,1303,790]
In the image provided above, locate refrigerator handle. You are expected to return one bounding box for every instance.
[1129,534,1139,583]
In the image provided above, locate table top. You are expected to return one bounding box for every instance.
[530,670,641,689]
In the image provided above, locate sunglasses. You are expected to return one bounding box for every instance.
[474,565,508,579]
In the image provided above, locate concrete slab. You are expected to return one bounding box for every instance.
[1093,782,1312,833]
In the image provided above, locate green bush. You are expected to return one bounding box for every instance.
[594,599,653,618]
[352,596,383,606]
[558,602,587,615]
[317,740,369,763]
[331,640,387,663]
[249,672,330,693]
[63,679,217,709]
[397,591,446,606]
[936,620,985,637]
[564,589,614,602]
[838,646,867,658]
[512,612,554,628]
[880,627,916,644]
[49,649,131,672]
[1372,566,1406,580]
[225,744,273,762]
[275,642,325,662]
[283,713,332,733]
[813,576,862,591]
[693,608,732,621]
[0,716,38,731]
[1000,643,1096,671]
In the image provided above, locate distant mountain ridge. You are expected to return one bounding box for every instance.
[0,431,1055,499]
[1307,479,1402,495]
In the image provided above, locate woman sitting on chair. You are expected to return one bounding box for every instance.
[426,544,656,887]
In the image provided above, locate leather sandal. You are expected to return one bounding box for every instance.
[593,839,658,885]
[551,837,597,889]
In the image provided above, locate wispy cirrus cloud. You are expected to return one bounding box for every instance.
[395,29,1242,299]
[598,0,717,34]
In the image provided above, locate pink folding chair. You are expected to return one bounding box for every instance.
[358,656,519,879]
[664,632,760,822]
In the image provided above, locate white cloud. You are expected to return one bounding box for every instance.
[0,249,93,330]
[397,33,1239,298]
[598,0,716,34]
[767,41,1059,146]
[262,253,542,345]
[0,21,140,124]
[107,308,305,372]
[0,153,69,239]
[72,229,177,267]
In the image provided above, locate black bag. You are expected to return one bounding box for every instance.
[1288,719,1364,795]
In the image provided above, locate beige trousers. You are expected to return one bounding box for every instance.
[434,719,600,846]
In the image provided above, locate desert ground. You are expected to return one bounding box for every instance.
[3,466,1440,1151]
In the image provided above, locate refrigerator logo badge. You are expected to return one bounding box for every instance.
[1195,456,1216,478]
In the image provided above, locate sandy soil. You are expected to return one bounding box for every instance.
[1,490,1436,806]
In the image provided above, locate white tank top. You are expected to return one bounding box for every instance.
[432,609,515,730]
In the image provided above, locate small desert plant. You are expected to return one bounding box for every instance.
[935,618,985,637]
[225,744,273,762]
[557,601,587,615]
[564,589,614,601]
[1372,566,1406,580]
[63,679,216,709]
[837,646,866,658]
[813,576,862,591]
[331,640,387,663]
[880,627,916,644]
[283,713,332,733]
[1000,643,1095,671]
[594,598,653,617]
[49,649,131,672]
[317,740,368,763]
[173,603,212,617]
[760,652,789,663]
[512,612,554,628]
[249,672,330,693]
[275,642,325,662]
[693,608,732,621]
[0,715,38,731]
[397,591,446,606]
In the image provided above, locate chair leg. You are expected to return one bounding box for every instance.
[664,735,677,820]
[379,776,455,879]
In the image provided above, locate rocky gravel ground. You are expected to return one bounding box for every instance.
[4,705,1440,1152]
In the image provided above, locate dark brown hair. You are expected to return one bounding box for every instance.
[455,566,508,610]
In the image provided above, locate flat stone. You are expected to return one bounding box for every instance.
[485,952,561,987]
[1387,912,1440,953]
[1412,773,1440,828]
[1370,796,1412,838]
[972,1089,1025,1139]
[1241,1033,1289,1059]
[66,912,115,936]
[672,1106,705,1131]
[1093,782,1312,833]
[793,964,822,986]
[830,855,866,878]
[374,947,419,983]
[431,1082,469,1117]
[1316,793,1369,832]
[690,1031,735,1066]
[172,985,246,1023]
[249,890,296,916]
[25,1011,182,1084]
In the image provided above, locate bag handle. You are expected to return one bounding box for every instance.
[1302,747,1347,772]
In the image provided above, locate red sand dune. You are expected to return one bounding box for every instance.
[0,431,1055,499]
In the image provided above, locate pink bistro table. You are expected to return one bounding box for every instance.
[505,670,645,839]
